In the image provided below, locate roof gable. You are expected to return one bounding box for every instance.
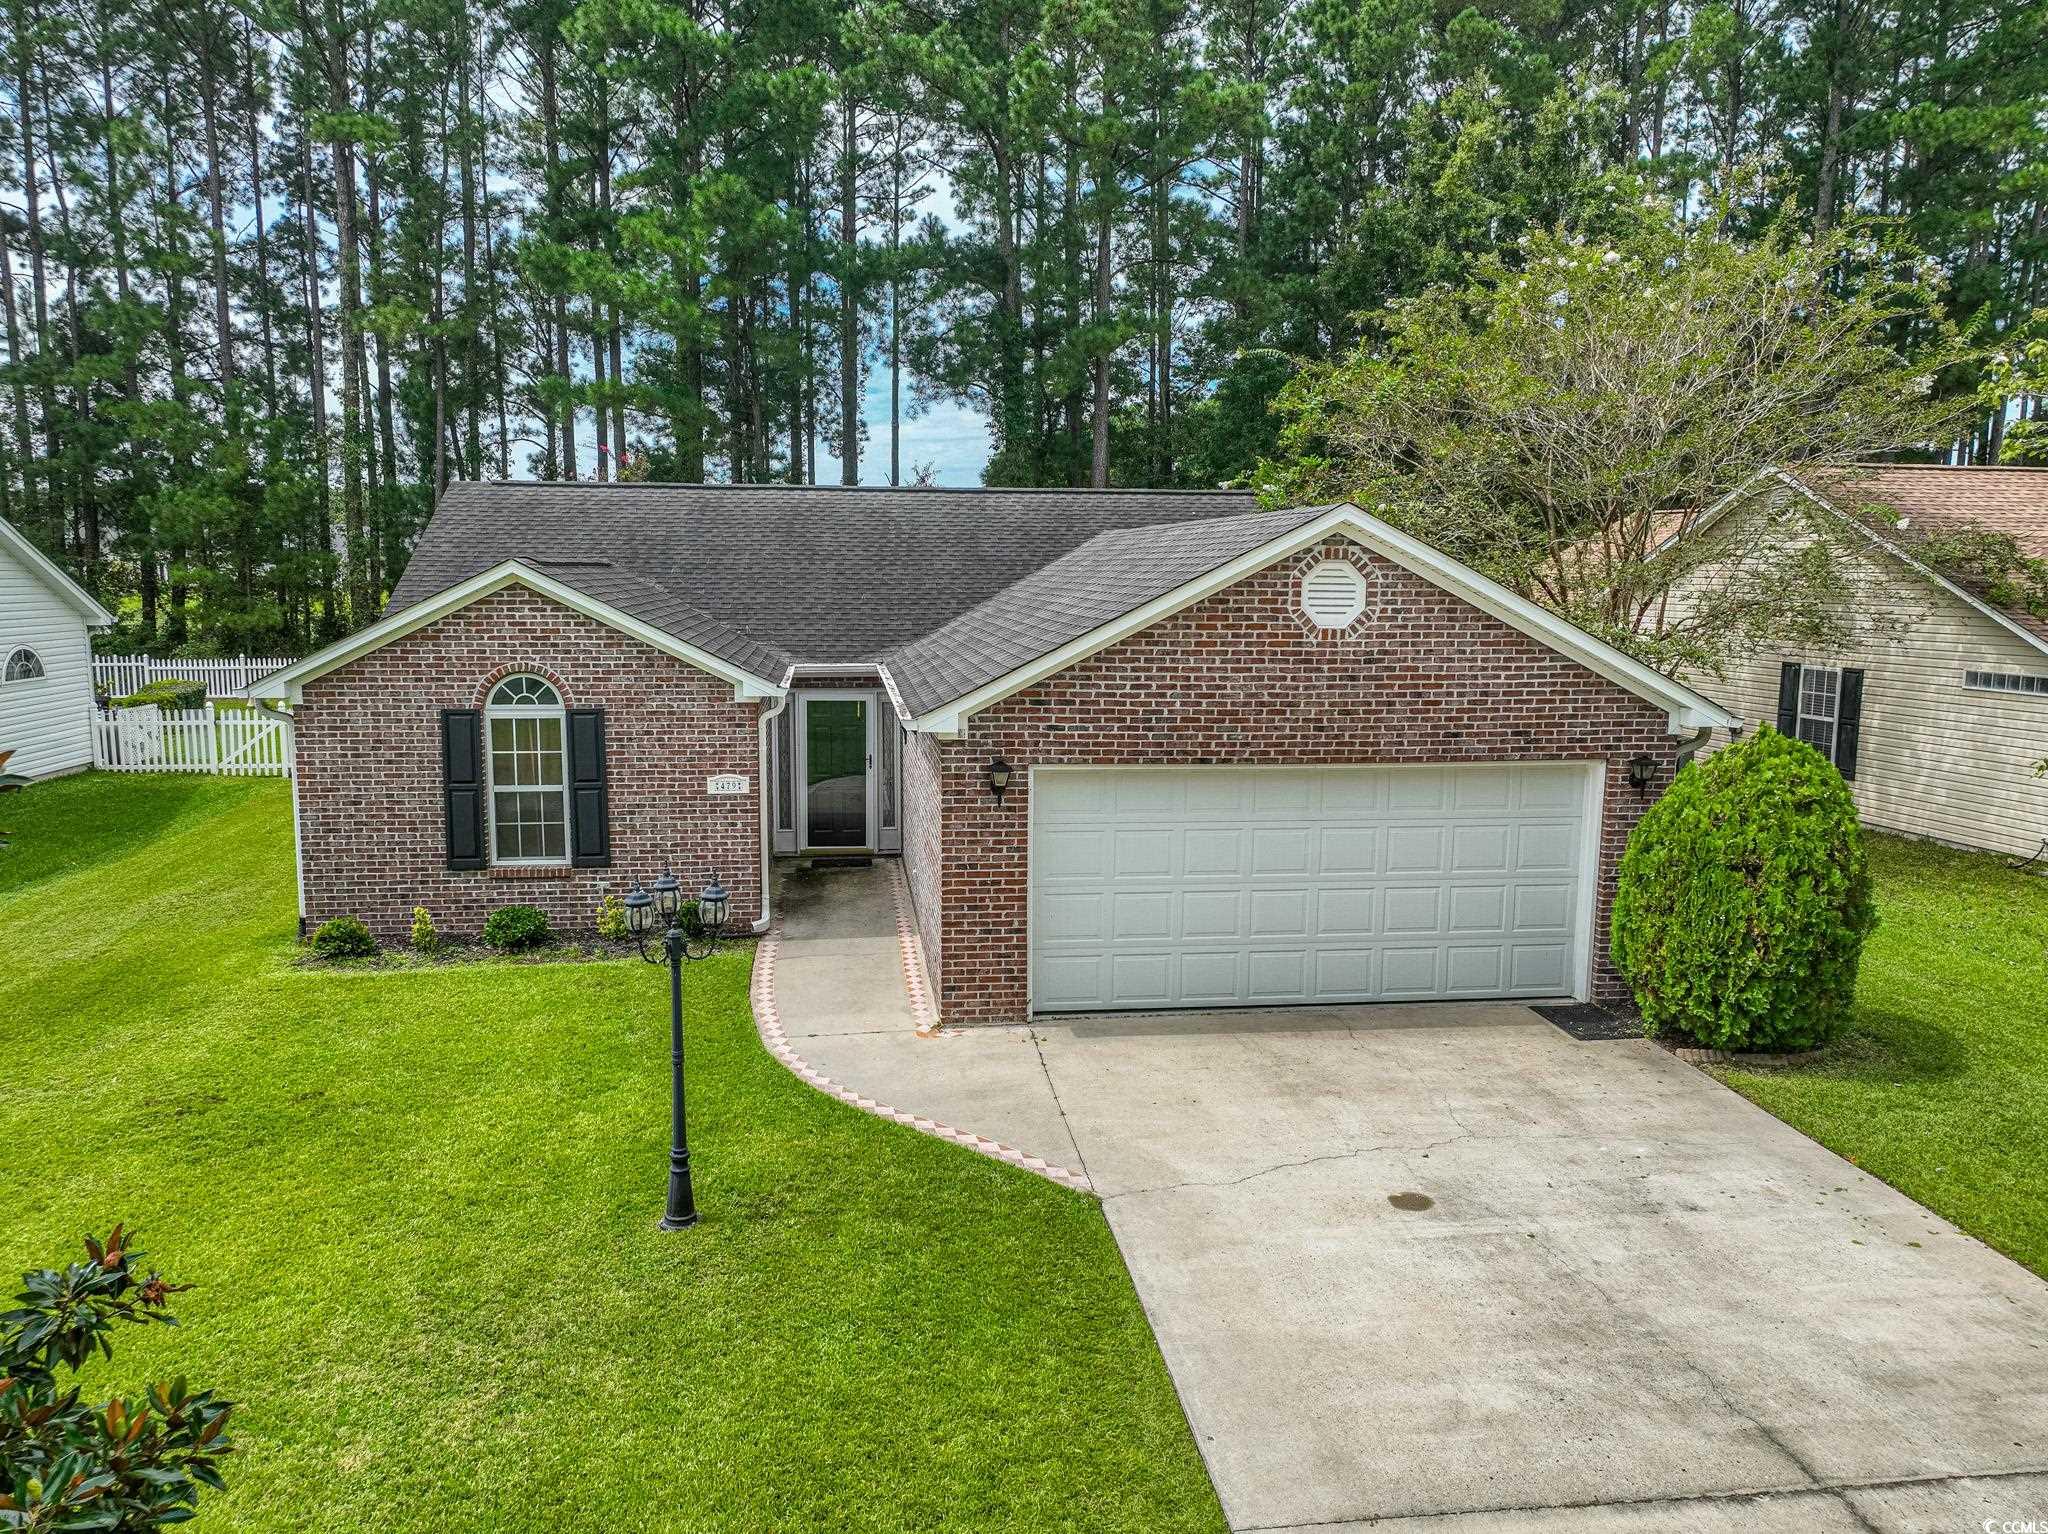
[889,503,1736,736]
[0,516,114,626]
[250,562,787,703]
[1688,466,2048,659]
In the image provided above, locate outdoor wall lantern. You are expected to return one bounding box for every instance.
[986,757,1013,805]
[1626,754,1658,795]
[622,869,730,1230]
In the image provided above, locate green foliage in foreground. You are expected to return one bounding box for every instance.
[1613,729,1877,1051]
[1714,833,2048,1279]
[481,904,551,951]
[1,1227,235,1531]
[0,775,1222,1533]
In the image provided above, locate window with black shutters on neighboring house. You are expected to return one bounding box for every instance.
[1776,661,1864,780]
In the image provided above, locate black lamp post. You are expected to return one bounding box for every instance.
[622,869,730,1230]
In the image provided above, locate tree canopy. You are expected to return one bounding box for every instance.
[0,0,2041,653]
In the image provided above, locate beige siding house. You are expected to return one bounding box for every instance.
[1675,465,2048,860]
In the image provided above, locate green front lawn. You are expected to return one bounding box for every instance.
[1712,831,2048,1277]
[0,775,1224,1533]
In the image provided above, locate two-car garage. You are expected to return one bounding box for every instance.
[1028,763,1601,1013]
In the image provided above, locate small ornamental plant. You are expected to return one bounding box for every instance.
[311,915,377,959]
[410,905,439,953]
[1611,726,1877,1051]
[0,1227,234,1531]
[483,904,552,952]
[595,893,629,941]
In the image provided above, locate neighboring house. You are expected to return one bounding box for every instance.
[0,516,114,780]
[1670,464,2048,861]
[252,485,1734,1024]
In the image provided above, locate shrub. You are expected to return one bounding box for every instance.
[311,915,377,959]
[1610,726,1877,1051]
[113,678,206,712]
[0,1227,235,1531]
[595,893,630,941]
[483,904,552,951]
[410,905,439,953]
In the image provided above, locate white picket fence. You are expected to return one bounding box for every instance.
[92,654,295,699]
[91,704,294,777]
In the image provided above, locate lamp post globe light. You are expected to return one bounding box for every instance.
[622,869,730,1230]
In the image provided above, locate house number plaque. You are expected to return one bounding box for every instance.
[706,774,750,795]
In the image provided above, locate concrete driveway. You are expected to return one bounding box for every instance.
[1031,1006,2048,1533]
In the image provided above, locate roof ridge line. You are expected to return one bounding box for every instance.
[454,480,1257,495]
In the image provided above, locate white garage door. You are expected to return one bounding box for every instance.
[1029,764,1597,1012]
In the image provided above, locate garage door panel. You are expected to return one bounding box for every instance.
[1247,950,1310,1000]
[1314,949,1377,997]
[1250,827,1312,876]
[1318,826,1379,875]
[1380,946,1445,996]
[1515,822,1579,871]
[1039,828,1111,879]
[1385,825,1446,873]
[1039,891,1106,941]
[1179,951,1242,1003]
[1031,765,1591,1011]
[1112,891,1175,940]
[1316,887,1377,936]
[1446,944,1507,994]
[1452,823,1511,871]
[1249,888,1310,937]
[1513,883,1573,929]
[1110,952,1173,1005]
[1511,943,1572,991]
[1113,829,1176,876]
[1184,827,1244,876]
[1383,885,1443,934]
[1448,884,1508,933]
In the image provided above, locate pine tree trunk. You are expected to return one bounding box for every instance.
[840,91,859,485]
[1091,204,1111,488]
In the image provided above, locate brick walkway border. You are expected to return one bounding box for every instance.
[749,865,1095,1195]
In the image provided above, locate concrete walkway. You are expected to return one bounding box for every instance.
[758,861,2048,1533]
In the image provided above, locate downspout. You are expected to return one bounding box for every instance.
[753,691,791,935]
[1675,723,1714,768]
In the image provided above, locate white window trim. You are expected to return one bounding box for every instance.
[3,646,47,683]
[485,677,572,867]
[1794,664,1842,764]
[1963,668,2048,698]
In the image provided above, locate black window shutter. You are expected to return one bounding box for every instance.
[1835,668,1864,781]
[1776,662,1801,737]
[567,708,611,867]
[441,709,486,869]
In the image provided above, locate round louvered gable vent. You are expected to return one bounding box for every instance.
[1299,558,1368,630]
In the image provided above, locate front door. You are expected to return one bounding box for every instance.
[800,693,872,848]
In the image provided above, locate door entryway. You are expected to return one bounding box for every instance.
[799,692,874,849]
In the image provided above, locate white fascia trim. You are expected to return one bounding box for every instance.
[908,503,1738,738]
[1705,466,2048,665]
[0,518,116,626]
[247,561,787,703]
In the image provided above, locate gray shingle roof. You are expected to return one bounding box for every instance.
[881,503,1335,716]
[388,482,1265,690]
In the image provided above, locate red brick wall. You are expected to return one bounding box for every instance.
[295,586,763,943]
[924,538,1678,1023]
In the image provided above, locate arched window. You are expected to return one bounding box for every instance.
[485,675,569,863]
[4,647,44,682]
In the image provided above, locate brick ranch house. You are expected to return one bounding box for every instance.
[251,485,1735,1024]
